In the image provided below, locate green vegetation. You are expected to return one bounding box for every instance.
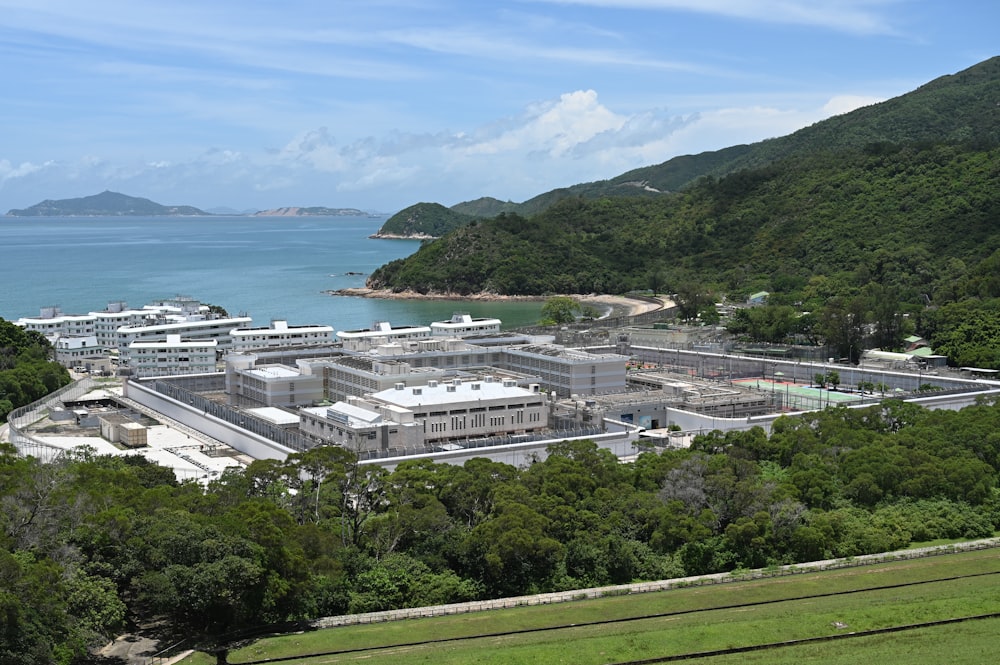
[405,57,1000,225]
[369,142,1000,303]
[7,55,1000,662]
[0,318,70,421]
[538,296,600,325]
[5,395,1000,660]
[374,202,475,237]
[184,548,1000,665]
[6,190,208,216]
[367,57,1000,367]
[450,196,521,217]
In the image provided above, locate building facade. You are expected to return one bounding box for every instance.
[129,335,219,378]
[230,320,335,352]
[117,315,253,368]
[225,354,325,407]
[299,377,548,452]
[430,312,502,337]
[336,321,432,349]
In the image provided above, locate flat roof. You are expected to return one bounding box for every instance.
[118,316,253,333]
[247,365,301,379]
[372,379,536,408]
[232,321,333,334]
[245,406,301,425]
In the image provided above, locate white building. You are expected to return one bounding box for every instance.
[230,320,335,352]
[493,344,628,397]
[129,335,218,378]
[430,312,502,337]
[336,321,432,349]
[299,399,423,454]
[299,376,548,452]
[15,307,96,339]
[299,354,453,402]
[53,334,102,368]
[92,302,166,350]
[117,315,253,368]
[225,354,325,407]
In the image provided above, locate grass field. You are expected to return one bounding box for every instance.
[181,547,1000,665]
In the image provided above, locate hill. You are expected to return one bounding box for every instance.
[372,202,475,238]
[368,141,1000,297]
[431,56,1000,220]
[368,57,1000,302]
[6,190,208,216]
[450,196,521,217]
[252,206,374,217]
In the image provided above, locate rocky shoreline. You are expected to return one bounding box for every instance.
[327,287,664,318]
[367,232,437,240]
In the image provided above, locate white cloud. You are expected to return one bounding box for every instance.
[0,159,50,182]
[822,94,884,116]
[0,87,889,212]
[462,90,626,157]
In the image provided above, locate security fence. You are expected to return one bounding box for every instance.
[7,377,100,462]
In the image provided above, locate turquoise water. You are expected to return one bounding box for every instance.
[0,216,545,330]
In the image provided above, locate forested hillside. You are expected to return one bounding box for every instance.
[3,400,1000,660]
[373,202,474,237]
[425,56,1000,220]
[0,318,70,420]
[368,57,1000,367]
[369,141,1000,299]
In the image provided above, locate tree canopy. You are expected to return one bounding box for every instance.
[4,395,1000,661]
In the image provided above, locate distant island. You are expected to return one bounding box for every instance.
[6,190,209,217]
[5,191,385,218]
[253,206,379,217]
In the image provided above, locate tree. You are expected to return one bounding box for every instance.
[820,296,867,363]
[672,281,710,322]
[825,370,841,390]
[459,502,563,596]
[539,296,582,325]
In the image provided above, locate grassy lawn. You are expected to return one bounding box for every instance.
[181,547,1000,665]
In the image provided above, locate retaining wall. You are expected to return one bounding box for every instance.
[312,537,1000,629]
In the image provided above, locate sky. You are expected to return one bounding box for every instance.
[0,1,996,214]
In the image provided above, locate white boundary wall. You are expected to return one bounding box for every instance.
[313,538,1000,628]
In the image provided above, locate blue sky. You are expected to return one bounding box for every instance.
[0,1,996,214]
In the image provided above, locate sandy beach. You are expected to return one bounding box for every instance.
[329,288,668,319]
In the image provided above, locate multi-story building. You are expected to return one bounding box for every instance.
[299,377,548,452]
[498,344,627,397]
[227,336,627,406]
[15,307,96,339]
[116,314,253,368]
[92,302,164,350]
[129,335,219,378]
[53,334,103,368]
[430,312,502,337]
[225,354,325,407]
[230,320,335,352]
[304,355,454,402]
[336,320,432,350]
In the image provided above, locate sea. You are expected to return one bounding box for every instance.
[0,215,545,330]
